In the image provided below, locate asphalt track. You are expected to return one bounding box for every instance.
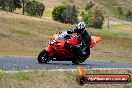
[0,56,132,71]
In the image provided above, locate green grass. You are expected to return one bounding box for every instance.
[0,70,132,88]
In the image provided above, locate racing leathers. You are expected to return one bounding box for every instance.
[65,29,91,58]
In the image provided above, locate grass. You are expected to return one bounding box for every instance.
[0,11,72,56]
[0,69,132,88]
[0,11,132,62]
[14,0,132,20]
[43,8,53,17]
[94,0,132,18]
[88,24,132,62]
[39,0,132,15]
[88,26,132,62]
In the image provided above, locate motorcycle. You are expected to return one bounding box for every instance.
[37,31,101,64]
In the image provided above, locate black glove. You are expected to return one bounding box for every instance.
[64,42,71,49]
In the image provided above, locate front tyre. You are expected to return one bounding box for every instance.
[37,50,49,63]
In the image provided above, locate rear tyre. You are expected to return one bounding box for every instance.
[72,50,90,65]
[72,60,80,65]
[72,59,86,65]
[37,50,49,63]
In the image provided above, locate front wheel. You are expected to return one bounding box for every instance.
[37,50,49,63]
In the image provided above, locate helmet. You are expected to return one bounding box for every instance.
[76,22,86,33]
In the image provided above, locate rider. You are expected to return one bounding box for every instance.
[65,22,91,58]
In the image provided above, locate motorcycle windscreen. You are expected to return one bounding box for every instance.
[58,31,69,40]
[90,36,101,48]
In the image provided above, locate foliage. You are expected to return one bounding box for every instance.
[81,10,92,26]
[62,5,78,24]
[21,0,29,15]
[126,10,132,20]
[85,1,94,11]
[81,3,105,29]
[25,0,45,17]
[90,3,105,29]
[14,0,22,8]
[117,7,123,18]
[52,5,78,24]
[52,5,67,22]
[0,0,21,12]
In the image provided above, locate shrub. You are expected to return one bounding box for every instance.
[62,5,78,24]
[52,5,78,24]
[117,7,123,18]
[25,0,45,17]
[0,0,21,12]
[126,10,132,20]
[81,3,105,29]
[85,1,94,11]
[90,3,105,29]
[52,5,67,22]
[81,10,92,26]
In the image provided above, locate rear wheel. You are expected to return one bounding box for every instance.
[72,51,90,65]
[37,50,49,63]
[72,59,85,65]
[72,60,80,65]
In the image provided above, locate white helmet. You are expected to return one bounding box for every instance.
[76,22,86,33]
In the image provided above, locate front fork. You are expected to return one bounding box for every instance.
[44,45,55,57]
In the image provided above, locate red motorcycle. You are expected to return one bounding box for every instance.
[37,31,101,64]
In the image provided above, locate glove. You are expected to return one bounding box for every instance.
[75,45,80,48]
[64,42,71,49]
[67,30,73,34]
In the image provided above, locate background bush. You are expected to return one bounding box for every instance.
[52,5,78,24]
[126,10,132,20]
[85,1,94,11]
[90,3,105,29]
[25,0,45,17]
[52,5,67,22]
[81,10,92,27]
[81,2,105,29]
[0,0,21,12]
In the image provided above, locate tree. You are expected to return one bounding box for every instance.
[85,1,94,11]
[14,0,22,8]
[52,5,67,22]
[52,5,78,24]
[81,10,92,26]
[118,7,123,18]
[126,10,132,20]
[0,0,5,10]
[25,0,45,17]
[62,5,78,24]
[81,3,105,29]
[0,0,21,12]
[68,0,74,3]
[90,3,105,29]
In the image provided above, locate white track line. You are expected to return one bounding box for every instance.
[3,68,132,73]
